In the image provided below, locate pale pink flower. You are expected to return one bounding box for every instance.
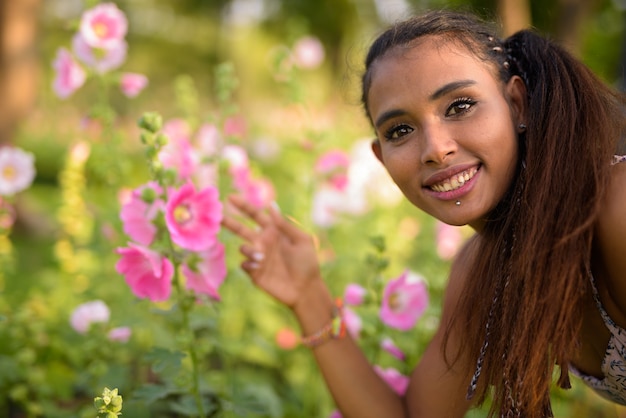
[436,221,464,260]
[374,366,410,395]
[292,36,325,69]
[223,115,247,138]
[52,48,86,99]
[315,150,350,191]
[195,123,222,158]
[108,326,132,342]
[275,327,299,350]
[182,242,227,300]
[116,243,174,302]
[120,72,148,97]
[159,119,195,180]
[222,145,250,172]
[343,306,362,339]
[233,171,275,209]
[381,337,406,361]
[119,182,164,246]
[70,300,110,334]
[310,186,347,228]
[380,270,429,331]
[165,183,222,251]
[0,146,36,196]
[72,33,127,73]
[79,2,128,50]
[344,283,367,306]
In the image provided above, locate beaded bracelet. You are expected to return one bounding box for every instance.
[300,297,346,348]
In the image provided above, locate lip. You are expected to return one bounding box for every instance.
[422,163,481,201]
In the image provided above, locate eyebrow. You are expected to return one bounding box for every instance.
[374,79,477,129]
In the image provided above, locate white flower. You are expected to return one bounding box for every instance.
[0,146,36,196]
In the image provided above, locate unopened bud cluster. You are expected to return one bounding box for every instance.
[94,387,123,417]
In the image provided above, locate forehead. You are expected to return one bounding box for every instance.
[367,36,500,105]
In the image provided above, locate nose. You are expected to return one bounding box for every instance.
[420,124,457,165]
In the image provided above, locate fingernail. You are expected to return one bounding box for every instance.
[252,251,265,262]
[248,261,260,269]
[271,201,281,213]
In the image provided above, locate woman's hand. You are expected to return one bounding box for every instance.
[221,195,323,310]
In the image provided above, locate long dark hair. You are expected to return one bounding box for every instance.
[361,9,625,417]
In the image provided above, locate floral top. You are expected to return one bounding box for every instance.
[569,155,626,405]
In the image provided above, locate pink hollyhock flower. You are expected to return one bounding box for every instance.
[223,115,247,138]
[72,33,127,73]
[344,283,367,306]
[436,221,464,260]
[292,36,325,69]
[182,242,227,300]
[0,146,36,196]
[222,145,250,172]
[165,183,222,251]
[380,270,429,331]
[196,123,223,158]
[120,73,148,97]
[310,186,348,228]
[374,366,410,395]
[159,119,196,180]
[108,326,132,343]
[70,300,110,334]
[315,150,350,191]
[381,337,406,361]
[52,48,86,99]
[328,411,343,418]
[343,306,362,339]
[275,327,299,350]
[79,2,128,50]
[119,182,164,246]
[235,172,275,209]
[116,243,174,302]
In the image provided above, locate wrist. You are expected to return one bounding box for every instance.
[291,278,335,336]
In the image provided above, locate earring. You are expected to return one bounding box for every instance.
[518,123,527,132]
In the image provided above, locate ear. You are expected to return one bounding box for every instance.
[506,75,527,130]
[371,139,384,163]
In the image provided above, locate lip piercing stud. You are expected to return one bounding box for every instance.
[455,200,461,206]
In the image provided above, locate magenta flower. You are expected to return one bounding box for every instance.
[0,146,36,196]
[436,221,464,260]
[182,242,227,300]
[165,183,222,251]
[108,326,132,343]
[116,243,174,302]
[223,115,247,138]
[70,300,110,334]
[381,337,406,361]
[119,182,164,246]
[374,366,410,395]
[52,48,86,99]
[72,33,127,73]
[344,283,367,306]
[380,270,429,331]
[120,73,148,97]
[79,2,128,50]
[233,170,276,209]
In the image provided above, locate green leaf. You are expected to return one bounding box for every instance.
[132,383,177,405]
[144,347,186,376]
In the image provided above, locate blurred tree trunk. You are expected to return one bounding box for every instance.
[498,0,532,35]
[554,0,596,56]
[0,0,41,145]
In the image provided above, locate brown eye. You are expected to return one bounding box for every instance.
[446,98,476,116]
[384,124,413,141]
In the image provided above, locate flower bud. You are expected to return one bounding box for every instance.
[138,112,162,133]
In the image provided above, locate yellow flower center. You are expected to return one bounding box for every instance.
[388,292,402,311]
[174,205,192,224]
[93,22,109,38]
[2,165,16,180]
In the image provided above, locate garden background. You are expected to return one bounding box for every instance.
[1,0,626,417]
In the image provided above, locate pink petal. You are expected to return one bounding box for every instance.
[116,244,173,302]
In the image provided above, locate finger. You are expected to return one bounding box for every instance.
[268,204,309,243]
[240,244,265,262]
[221,216,258,242]
[228,194,272,228]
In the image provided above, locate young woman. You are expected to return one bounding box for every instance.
[222,9,626,418]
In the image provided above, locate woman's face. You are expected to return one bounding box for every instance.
[368,36,526,230]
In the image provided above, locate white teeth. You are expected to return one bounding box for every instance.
[430,167,477,192]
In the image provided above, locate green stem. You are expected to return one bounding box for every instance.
[173,270,206,418]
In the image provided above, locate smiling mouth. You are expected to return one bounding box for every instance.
[429,167,478,192]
